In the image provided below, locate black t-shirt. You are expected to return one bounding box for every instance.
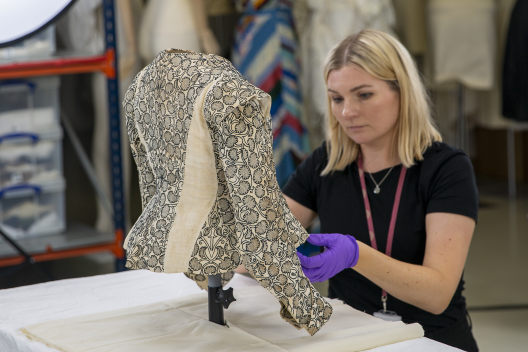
[282,141,478,334]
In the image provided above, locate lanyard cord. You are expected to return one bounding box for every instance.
[357,155,407,306]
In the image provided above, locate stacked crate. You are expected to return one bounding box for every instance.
[0,76,66,239]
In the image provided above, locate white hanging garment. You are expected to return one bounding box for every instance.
[427,0,496,89]
[55,0,104,55]
[138,0,201,64]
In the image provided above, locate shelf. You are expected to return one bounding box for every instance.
[0,48,116,80]
[0,222,123,267]
[0,0,126,272]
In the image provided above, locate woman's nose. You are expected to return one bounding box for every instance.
[342,99,358,119]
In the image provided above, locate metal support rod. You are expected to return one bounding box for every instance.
[507,126,516,199]
[0,225,33,263]
[508,198,518,260]
[208,274,225,325]
[103,0,126,272]
[456,82,469,154]
[60,111,114,217]
[0,225,55,280]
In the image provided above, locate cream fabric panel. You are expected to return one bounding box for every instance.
[164,81,218,273]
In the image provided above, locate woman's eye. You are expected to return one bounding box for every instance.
[359,93,372,100]
[331,96,343,103]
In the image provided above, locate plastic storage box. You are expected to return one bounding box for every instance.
[0,25,56,61]
[0,76,60,134]
[0,179,66,239]
[0,127,63,188]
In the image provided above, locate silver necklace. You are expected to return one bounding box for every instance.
[367,166,395,194]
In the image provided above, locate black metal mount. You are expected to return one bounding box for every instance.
[208,274,236,325]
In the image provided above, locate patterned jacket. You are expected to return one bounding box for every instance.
[122,49,332,335]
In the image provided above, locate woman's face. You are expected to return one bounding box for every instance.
[327,65,400,150]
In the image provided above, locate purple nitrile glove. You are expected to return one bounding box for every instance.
[297,233,359,283]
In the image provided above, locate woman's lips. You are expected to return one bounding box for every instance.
[348,125,365,130]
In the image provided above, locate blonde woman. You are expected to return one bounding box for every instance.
[283,29,479,351]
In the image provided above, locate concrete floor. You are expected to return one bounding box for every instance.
[1,176,527,352]
[464,179,528,352]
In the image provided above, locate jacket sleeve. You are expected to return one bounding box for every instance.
[205,82,332,336]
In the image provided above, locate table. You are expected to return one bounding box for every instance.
[0,270,461,351]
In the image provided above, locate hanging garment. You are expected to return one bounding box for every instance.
[295,0,396,149]
[427,0,496,89]
[138,0,201,65]
[123,49,332,335]
[502,0,528,121]
[231,0,308,187]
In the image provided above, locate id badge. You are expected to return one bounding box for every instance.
[373,310,402,322]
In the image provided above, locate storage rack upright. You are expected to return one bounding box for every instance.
[0,0,126,272]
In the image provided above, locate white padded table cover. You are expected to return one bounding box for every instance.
[0,270,462,351]
[19,288,424,351]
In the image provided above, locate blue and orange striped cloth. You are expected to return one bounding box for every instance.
[232,0,310,187]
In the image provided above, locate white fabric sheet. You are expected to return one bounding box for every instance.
[20,286,424,351]
[0,270,461,351]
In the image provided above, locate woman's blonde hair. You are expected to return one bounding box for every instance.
[321,29,441,175]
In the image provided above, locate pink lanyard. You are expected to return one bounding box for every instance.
[357,155,407,308]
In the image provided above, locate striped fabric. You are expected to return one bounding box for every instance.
[232,0,309,187]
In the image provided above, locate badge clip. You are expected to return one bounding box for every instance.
[373,295,402,322]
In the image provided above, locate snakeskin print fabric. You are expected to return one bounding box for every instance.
[123,50,332,335]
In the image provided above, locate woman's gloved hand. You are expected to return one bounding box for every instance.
[297,233,359,282]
